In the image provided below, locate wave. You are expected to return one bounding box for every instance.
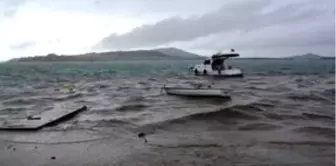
[3,92,85,108]
[0,94,17,100]
[116,86,130,91]
[293,126,335,139]
[3,98,44,105]
[186,106,261,121]
[267,141,335,146]
[326,80,335,85]
[246,86,265,90]
[301,112,335,121]
[148,78,158,81]
[286,92,333,102]
[0,107,27,114]
[264,112,304,120]
[85,84,109,92]
[137,81,149,86]
[125,96,147,103]
[147,143,222,148]
[115,104,148,112]
[96,84,109,89]
[294,78,319,85]
[323,88,335,98]
[265,85,293,93]
[237,122,283,131]
[53,93,84,101]
[250,101,276,108]
[94,119,135,127]
[249,81,267,85]
[143,104,264,130]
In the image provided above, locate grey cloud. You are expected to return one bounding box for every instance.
[10,41,36,50]
[193,19,335,50]
[253,27,334,49]
[31,0,226,18]
[95,0,228,15]
[97,0,334,50]
[271,24,335,48]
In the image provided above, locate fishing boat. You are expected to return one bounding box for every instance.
[162,87,231,98]
[191,49,243,77]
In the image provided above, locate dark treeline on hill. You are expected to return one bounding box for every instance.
[8,48,205,62]
[285,53,335,60]
[235,53,335,60]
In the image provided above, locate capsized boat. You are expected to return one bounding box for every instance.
[162,87,231,98]
[191,49,243,77]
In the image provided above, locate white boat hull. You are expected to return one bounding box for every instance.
[192,64,243,77]
[163,87,230,98]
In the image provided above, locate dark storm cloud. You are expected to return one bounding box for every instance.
[195,18,335,50]
[97,0,334,50]
[264,23,335,48]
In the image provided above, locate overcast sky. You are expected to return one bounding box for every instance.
[0,0,334,60]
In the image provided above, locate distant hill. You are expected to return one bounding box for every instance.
[153,47,202,58]
[236,53,335,60]
[8,48,204,62]
[8,50,334,62]
[285,53,324,60]
[235,57,279,60]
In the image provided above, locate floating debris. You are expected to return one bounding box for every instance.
[138,132,148,143]
[27,115,41,120]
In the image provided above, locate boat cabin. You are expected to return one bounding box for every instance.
[202,52,239,71]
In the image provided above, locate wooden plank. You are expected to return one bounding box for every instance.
[0,104,87,130]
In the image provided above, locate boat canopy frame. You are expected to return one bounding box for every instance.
[211,53,240,60]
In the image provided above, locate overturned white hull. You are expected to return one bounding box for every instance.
[163,87,230,98]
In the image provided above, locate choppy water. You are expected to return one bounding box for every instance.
[0,59,334,165]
